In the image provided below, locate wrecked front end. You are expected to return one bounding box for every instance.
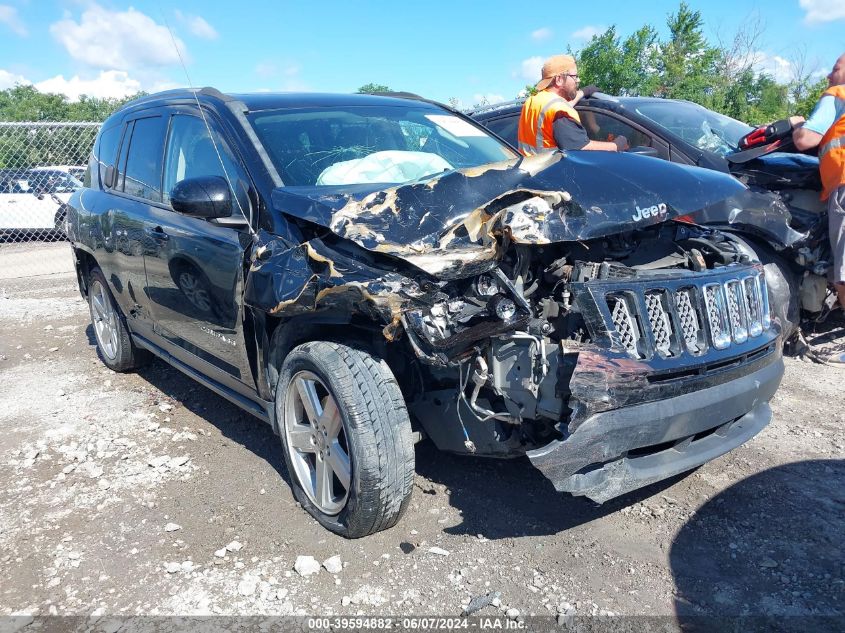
[248,152,783,503]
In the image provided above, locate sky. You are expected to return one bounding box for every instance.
[0,0,843,108]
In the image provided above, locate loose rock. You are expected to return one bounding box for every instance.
[323,556,343,574]
[462,591,501,616]
[294,555,321,576]
[427,547,450,556]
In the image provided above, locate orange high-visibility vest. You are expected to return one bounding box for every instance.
[517,91,582,156]
[819,85,845,201]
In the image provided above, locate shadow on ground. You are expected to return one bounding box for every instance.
[87,324,292,488]
[670,459,844,632]
[85,324,689,540]
[413,441,687,539]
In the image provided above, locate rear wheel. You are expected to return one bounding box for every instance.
[87,267,150,372]
[276,341,414,537]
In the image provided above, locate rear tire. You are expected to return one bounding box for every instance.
[87,267,150,372]
[276,341,414,538]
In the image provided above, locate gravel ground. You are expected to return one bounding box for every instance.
[0,249,843,626]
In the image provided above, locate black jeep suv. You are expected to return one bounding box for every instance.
[68,89,783,537]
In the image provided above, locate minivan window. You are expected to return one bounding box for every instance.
[122,116,166,202]
[162,114,243,204]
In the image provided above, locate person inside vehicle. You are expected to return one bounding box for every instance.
[791,52,845,340]
[517,54,628,155]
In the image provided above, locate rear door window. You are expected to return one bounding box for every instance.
[122,116,166,202]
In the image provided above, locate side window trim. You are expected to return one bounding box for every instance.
[163,109,255,226]
[116,120,134,192]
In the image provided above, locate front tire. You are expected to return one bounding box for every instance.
[276,341,414,538]
[87,267,150,372]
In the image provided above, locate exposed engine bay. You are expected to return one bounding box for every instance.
[403,222,774,459]
[247,149,785,503]
[406,222,754,356]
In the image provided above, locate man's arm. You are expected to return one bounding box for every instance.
[553,115,628,151]
[581,139,625,151]
[793,126,823,151]
[793,95,837,151]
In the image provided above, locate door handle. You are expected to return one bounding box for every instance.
[146,226,169,241]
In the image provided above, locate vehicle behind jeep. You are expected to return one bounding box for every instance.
[67,89,783,537]
[470,96,829,329]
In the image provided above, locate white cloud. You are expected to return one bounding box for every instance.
[34,71,143,101]
[175,10,218,40]
[519,56,544,83]
[49,3,188,70]
[0,4,26,36]
[0,69,29,90]
[472,93,506,107]
[531,27,552,42]
[571,25,605,41]
[799,0,845,24]
[279,71,311,92]
[751,52,794,84]
[253,60,307,89]
[255,62,276,78]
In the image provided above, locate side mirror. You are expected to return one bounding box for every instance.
[169,176,233,219]
[627,146,659,158]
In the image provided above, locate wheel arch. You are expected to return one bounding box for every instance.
[72,245,99,298]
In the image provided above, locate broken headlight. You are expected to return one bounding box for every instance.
[474,274,499,297]
[489,294,517,321]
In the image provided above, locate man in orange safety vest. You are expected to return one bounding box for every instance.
[517,54,628,156]
[792,53,845,329]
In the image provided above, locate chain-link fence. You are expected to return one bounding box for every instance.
[0,121,99,279]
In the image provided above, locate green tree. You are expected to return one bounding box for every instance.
[577,25,660,96]
[793,77,828,119]
[0,85,67,121]
[0,84,143,122]
[658,3,721,101]
[356,83,392,94]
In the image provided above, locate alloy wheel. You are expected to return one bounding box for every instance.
[284,371,351,515]
[90,279,119,360]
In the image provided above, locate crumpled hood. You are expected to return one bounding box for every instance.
[271,151,802,278]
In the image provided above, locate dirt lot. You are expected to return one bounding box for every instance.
[0,245,843,627]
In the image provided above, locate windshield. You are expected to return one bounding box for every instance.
[633,101,754,157]
[248,105,517,187]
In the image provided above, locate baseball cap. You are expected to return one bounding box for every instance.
[536,54,577,90]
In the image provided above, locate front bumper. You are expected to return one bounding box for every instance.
[526,352,783,503]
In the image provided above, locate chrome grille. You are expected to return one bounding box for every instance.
[608,295,640,357]
[743,277,762,337]
[604,269,771,359]
[725,280,748,344]
[674,288,702,353]
[703,284,731,350]
[645,291,673,357]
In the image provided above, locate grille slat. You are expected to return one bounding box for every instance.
[608,295,641,357]
[604,271,770,359]
[725,280,749,344]
[645,291,674,357]
[674,288,703,354]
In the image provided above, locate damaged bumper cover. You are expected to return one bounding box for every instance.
[526,350,783,503]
